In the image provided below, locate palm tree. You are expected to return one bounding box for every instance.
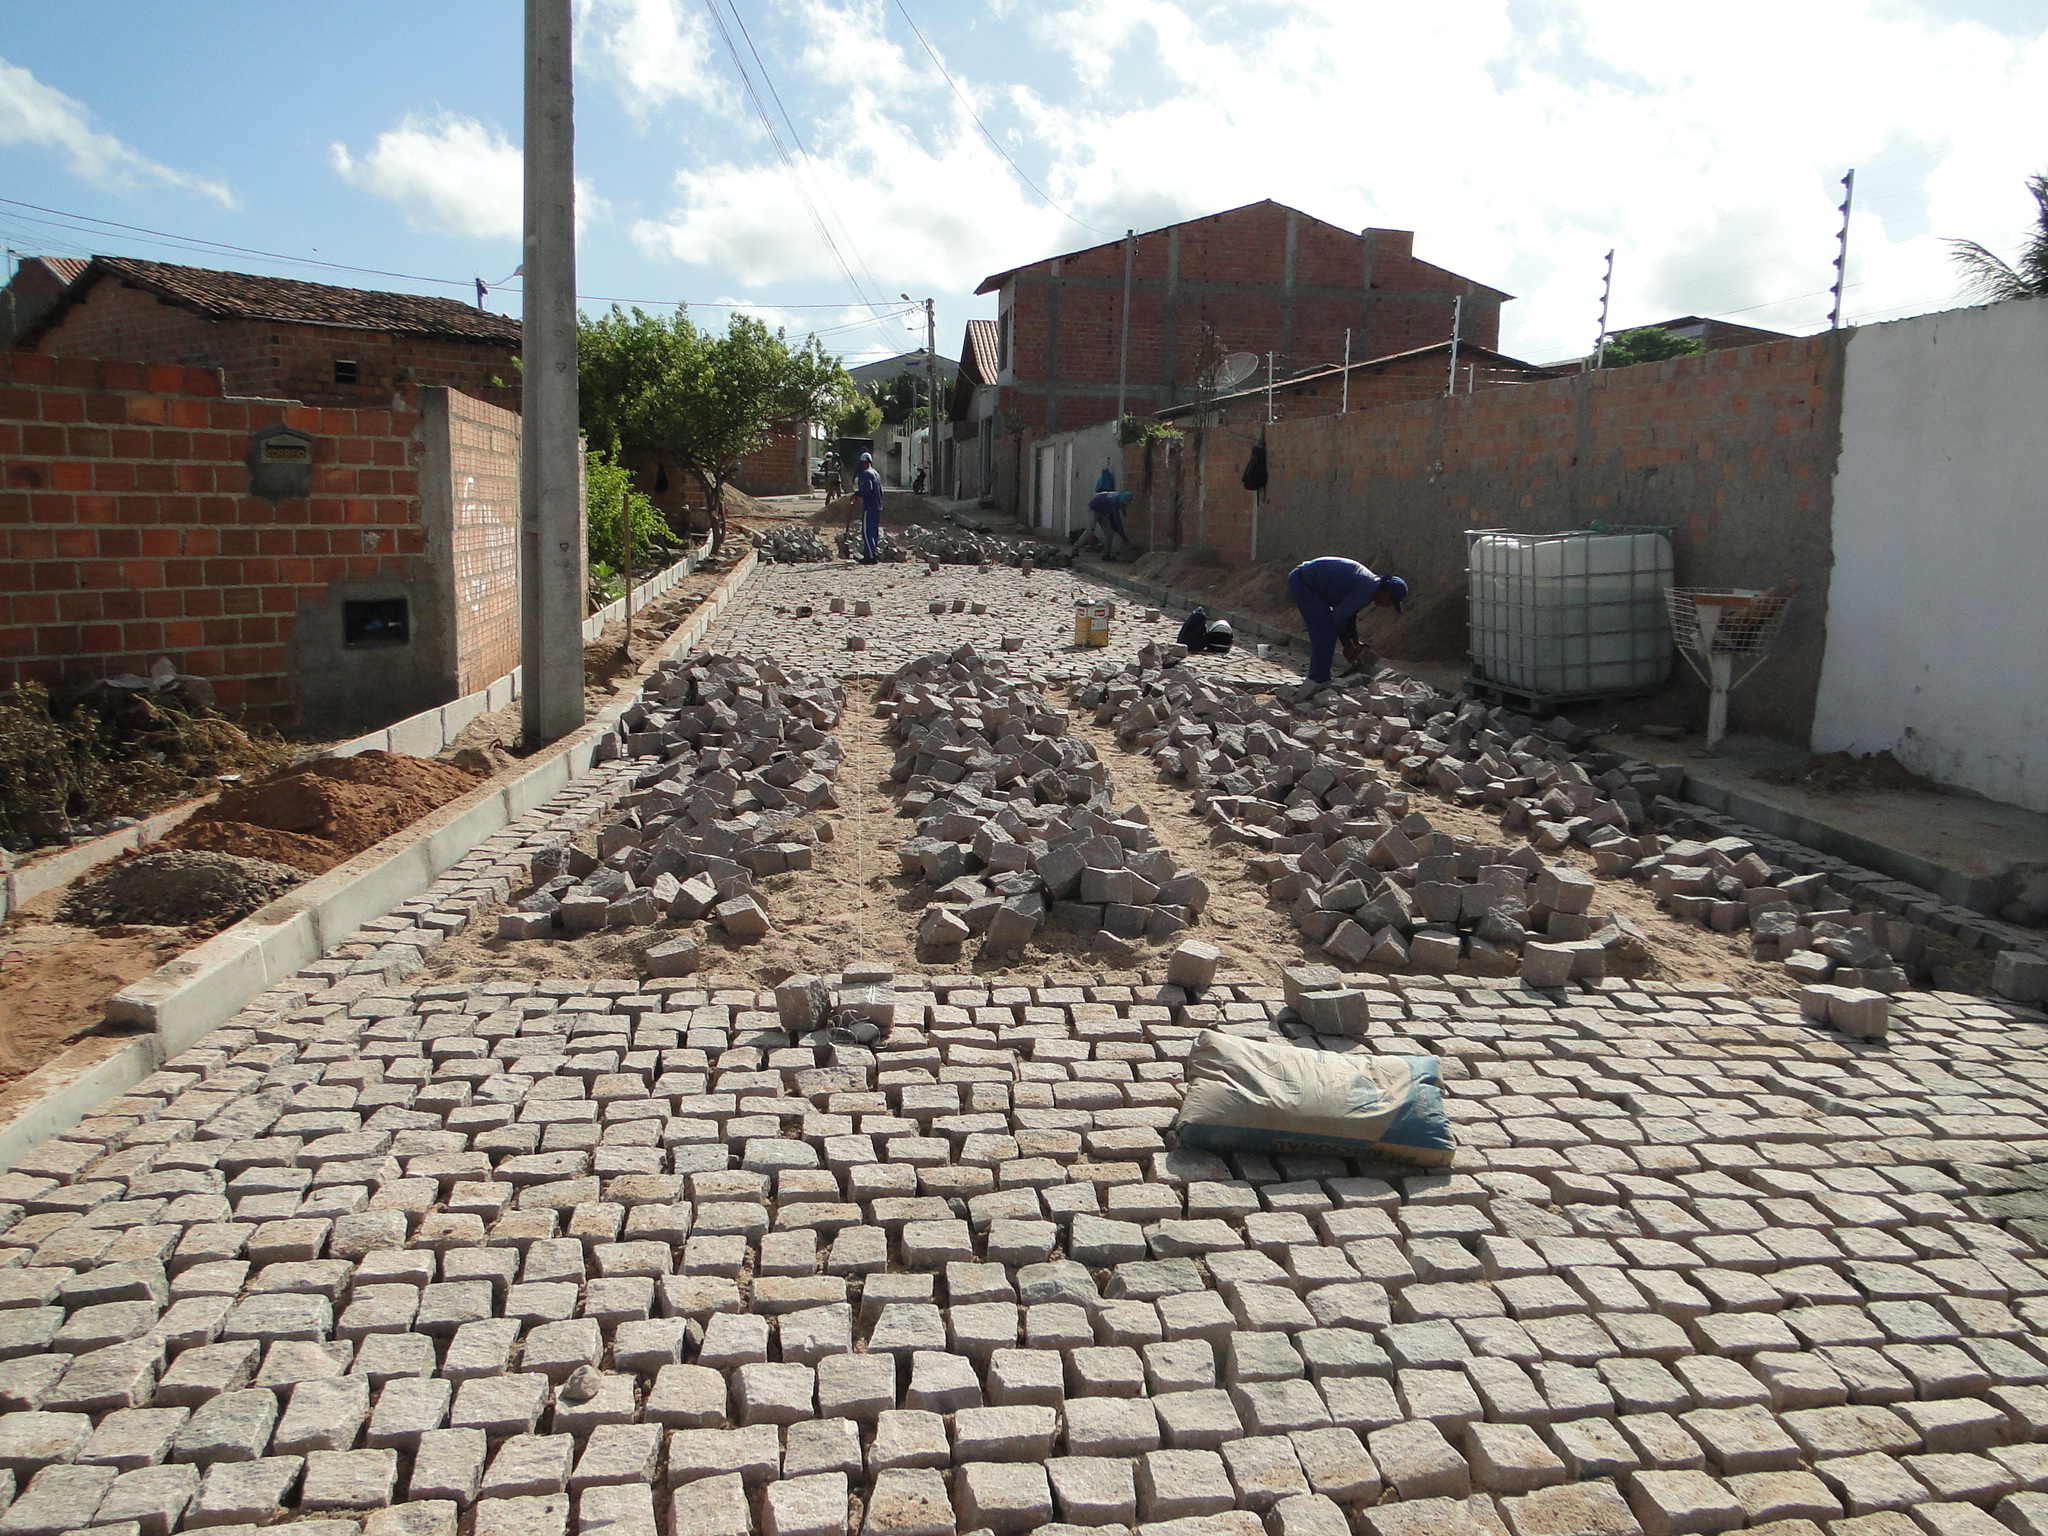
[1947,172,2048,302]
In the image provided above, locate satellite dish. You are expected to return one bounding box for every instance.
[1202,351,1260,393]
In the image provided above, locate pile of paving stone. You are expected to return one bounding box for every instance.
[1077,661,1903,1032]
[752,527,836,564]
[880,647,1208,959]
[496,655,846,967]
[832,524,1073,570]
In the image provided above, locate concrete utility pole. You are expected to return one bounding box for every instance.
[1446,294,1463,397]
[926,298,938,491]
[520,0,585,746]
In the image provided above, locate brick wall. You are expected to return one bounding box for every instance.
[1128,336,1844,740]
[436,392,521,697]
[986,204,1506,513]
[0,353,451,732]
[34,278,521,408]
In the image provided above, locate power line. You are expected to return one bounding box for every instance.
[889,0,1112,238]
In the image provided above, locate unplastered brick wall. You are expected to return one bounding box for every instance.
[439,390,521,697]
[0,352,429,727]
[1127,335,1844,741]
[33,276,520,408]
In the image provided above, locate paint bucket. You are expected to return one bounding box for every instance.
[1074,602,1113,647]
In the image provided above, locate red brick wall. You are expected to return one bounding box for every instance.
[440,392,520,697]
[1125,336,1845,739]
[34,278,520,408]
[0,353,426,726]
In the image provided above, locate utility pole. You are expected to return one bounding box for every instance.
[926,298,938,493]
[1340,328,1351,415]
[1829,170,1856,330]
[1117,229,1135,424]
[520,0,584,746]
[1592,249,1614,369]
[1445,294,1463,397]
[1265,351,1276,423]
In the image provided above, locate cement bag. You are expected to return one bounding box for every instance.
[1174,1030,1455,1166]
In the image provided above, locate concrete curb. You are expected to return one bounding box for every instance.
[0,548,761,1174]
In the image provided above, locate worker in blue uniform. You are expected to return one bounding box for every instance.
[855,452,884,563]
[1286,557,1408,684]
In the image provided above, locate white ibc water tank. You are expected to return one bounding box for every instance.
[1468,528,1674,699]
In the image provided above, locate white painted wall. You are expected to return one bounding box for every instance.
[1813,298,2048,811]
[1030,421,1121,537]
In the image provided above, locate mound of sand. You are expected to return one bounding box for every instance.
[162,750,482,875]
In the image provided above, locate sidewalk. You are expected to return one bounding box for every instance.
[1603,729,2048,917]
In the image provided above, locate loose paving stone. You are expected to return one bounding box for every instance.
[3,588,2048,1536]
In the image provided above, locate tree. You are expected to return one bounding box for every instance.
[1947,172,2048,303]
[1596,327,1707,368]
[577,305,856,556]
[835,394,883,438]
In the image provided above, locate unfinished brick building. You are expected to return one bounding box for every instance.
[968,200,1508,512]
[16,257,521,408]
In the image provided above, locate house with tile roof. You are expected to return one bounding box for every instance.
[14,256,521,406]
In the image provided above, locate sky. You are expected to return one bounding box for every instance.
[3,0,2046,370]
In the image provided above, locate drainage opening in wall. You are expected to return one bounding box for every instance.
[343,598,410,647]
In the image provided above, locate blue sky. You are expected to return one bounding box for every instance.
[4,0,2046,369]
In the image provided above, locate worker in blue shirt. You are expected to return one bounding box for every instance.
[1083,489,1132,560]
[855,452,884,563]
[1286,557,1408,685]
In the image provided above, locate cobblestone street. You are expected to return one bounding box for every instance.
[4,558,2048,1536]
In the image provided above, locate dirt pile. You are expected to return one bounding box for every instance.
[1756,750,1946,797]
[58,849,305,935]
[0,681,298,853]
[162,750,482,874]
[1124,553,1471,664]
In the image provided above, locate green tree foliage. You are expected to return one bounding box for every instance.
[1948,172,2048,303]
[835,393,883,438]
[1596,327,1708,368]
[577,305,856,555]
[585,447,669,599]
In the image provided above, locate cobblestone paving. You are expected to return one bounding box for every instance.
[6,961,2048,1536]
[698,560,1296,683]
[13,567,2048,1536]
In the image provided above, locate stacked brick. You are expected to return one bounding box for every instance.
[6,954,2048,1536]
[496,656,847,970]
[881,648,1208,960]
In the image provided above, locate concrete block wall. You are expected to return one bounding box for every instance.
[0,352,436,728]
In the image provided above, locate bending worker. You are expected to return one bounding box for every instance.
[1084,488,1133,561]
[855,452,884,564]
[1286,556,1408,685]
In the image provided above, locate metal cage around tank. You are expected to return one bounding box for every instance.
[1465,526,1675,707]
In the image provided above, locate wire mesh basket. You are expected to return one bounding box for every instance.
[1664,588,1794,655]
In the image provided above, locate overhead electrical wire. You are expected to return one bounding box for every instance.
[697,0,904,354]
[889,0,1110,239]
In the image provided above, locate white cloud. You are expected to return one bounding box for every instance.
[0,56,234,205]
[331,113,523,241]
[618,0,2048,362]
[582,0,725,114]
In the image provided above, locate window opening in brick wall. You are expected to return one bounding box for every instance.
[334,358,360,385]
[343,598,409,647]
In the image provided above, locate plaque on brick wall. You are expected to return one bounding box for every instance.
[246,424,314,501]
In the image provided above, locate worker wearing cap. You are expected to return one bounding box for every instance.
[855,451,884,564]
[1286,556,1408,685]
